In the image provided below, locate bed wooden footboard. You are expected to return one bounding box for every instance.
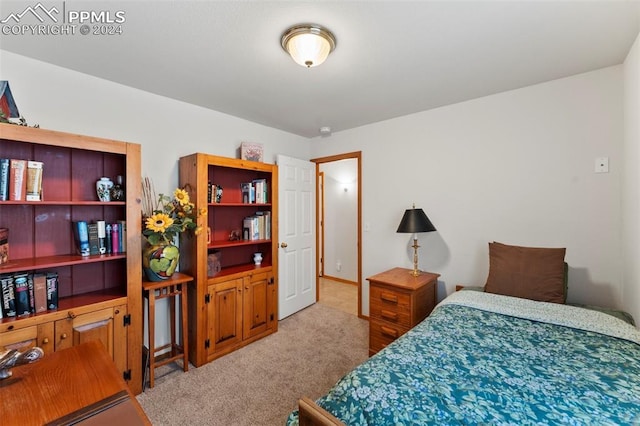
[298,397,344,426]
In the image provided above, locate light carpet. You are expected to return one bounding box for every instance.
[137,302,368,425]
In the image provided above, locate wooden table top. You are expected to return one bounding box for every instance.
[366,267,440,290]
[0,340,150,425]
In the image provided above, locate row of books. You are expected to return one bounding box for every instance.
[0,158,44,201]
[0,272,58,319]
[207,182,223,203]
[241,179,268,204]
[73,220,126,256]
[243,211,271,241]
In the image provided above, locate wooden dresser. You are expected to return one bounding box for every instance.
[368,268,439,356]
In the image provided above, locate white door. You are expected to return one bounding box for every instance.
[277,155,316,319]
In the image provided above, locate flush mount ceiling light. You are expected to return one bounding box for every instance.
[281,24,336,68]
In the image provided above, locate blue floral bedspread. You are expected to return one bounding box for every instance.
[287,291,640,425]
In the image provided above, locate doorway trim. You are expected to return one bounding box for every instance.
[312,151,363,319]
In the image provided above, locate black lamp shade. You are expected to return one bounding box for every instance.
[396,208,436,233]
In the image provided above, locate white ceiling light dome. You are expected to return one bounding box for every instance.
[281,24,336,68]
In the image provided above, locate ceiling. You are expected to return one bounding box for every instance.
[1,1,639,138]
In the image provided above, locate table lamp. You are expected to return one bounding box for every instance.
[396,204,436,276]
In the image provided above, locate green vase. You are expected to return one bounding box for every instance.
[143,242,180,281]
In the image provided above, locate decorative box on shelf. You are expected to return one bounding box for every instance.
[240,142,264,162]
[207,250,222,277]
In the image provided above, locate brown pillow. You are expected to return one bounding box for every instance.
[484,242,566,304]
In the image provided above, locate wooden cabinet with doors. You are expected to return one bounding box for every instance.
[179,153,278,366]
[0,124,142,394]
[0,301,128,374]
[207,270,276,359]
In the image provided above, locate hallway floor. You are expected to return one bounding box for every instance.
[318,277,358,316]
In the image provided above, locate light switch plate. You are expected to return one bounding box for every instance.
[595,157,609,173]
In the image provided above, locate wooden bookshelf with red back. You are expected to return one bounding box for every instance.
[0,123,143,394]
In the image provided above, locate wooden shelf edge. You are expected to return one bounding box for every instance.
[208,239,271,249]
[0,253,127,274]
[207,203,272,207]
[207,264,273,282]
[0,201,126,206]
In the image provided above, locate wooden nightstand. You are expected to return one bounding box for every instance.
[367,267,440,356]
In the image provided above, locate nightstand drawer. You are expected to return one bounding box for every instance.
[369,286,411,327]
[369,319,407,354]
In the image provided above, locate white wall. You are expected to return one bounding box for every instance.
[311,67,624,316]
[0,51,310,193]
[0,50,311,348]
[622,32,640,324]
[321,164,358,282]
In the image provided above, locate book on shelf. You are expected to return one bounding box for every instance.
[87,222,100,255]
[46,272,58,310]
[105,223,112,254]
[9,159,27,201]
[27,273,35,314]
[111,223,120,254]
[25,160,43,201]
[13,272,30,316]
[73,220,90,256]
[243,212,271,241]
[33,273,47,313]
[253,178,267,203]
[257,214,265,240]
[0,158,9,201]
[1,273,16,317]
[251,215,260,240]
[256,211,271,240]
[97,220,107,254]
[118,220,126,253]
[208,183,222,203]
[0,227,7,265]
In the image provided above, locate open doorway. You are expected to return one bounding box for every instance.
[312,152,362,318]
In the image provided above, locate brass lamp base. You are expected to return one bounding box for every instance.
[409,237,422,276]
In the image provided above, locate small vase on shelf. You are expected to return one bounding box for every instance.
[110,175,125,201]
[96,177,113,202]
[253,252,262,266]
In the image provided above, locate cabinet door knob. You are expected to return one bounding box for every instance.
[67,311,77,319]
[60,333,68,340]
[280,242,288,248]
[42,338,49,344]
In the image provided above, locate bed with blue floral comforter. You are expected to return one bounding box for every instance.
[287,291,640,425]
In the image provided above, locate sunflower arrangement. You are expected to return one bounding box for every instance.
[143,187,206,245]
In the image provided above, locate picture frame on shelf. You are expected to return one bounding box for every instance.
[240,142,264,162]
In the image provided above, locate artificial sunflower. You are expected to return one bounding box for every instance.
[142,186,203,245]
[146,213,173,233]
[174,188,190,206]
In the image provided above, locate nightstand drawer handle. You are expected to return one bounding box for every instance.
[381,310,397,321]
[381,326,398,338]
[380,292,398,303]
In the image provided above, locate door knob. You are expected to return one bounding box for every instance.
[280,242,288,248]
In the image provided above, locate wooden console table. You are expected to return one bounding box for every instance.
[143,272,193,388]
[0,340,150,425]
